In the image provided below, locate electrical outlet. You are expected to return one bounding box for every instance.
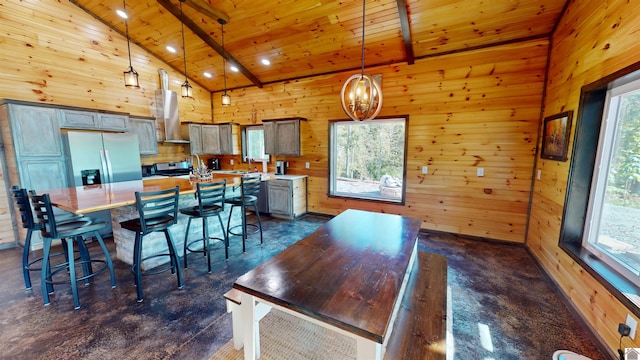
[422,166,428,174]
[477,167,484,177]
[305,162,310,169]
[627,314,638,339]
[230,159,234,165]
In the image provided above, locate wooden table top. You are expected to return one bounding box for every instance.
[46,176,241,214]
[233,209,422,343]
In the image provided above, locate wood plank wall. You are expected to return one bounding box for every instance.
[0,0,547,246]
[214,39,548,243]
[528,0,640,355]
[0,0,214,165]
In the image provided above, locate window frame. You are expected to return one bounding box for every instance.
[328,115,409,205]
[241,125,270,163]
[558,64,640,316]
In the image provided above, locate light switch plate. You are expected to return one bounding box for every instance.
[230,159,234,165]
[537,169,541,180]
[305,162,310,169]
[422,166,428,174]
[477,167,484,177]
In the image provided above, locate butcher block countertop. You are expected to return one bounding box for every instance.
[47,176,241,214]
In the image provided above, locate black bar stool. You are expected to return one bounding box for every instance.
[119,186,183,302]
[225,176,263,252]
[180,180,228,272]
[29,192,116,310]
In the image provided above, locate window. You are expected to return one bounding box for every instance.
[329,117,407,203]
[583,78,640,287]
[242,125,269,162]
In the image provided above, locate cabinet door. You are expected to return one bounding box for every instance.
[263,121,276,154]
[276,120,300,155]
[10,105,64,158]
[19,159,67,192]
[59,109,99,129]
[99,114,128,132]
[129,118,158,155]
[201,125,221,154]
[268,180,292,216]
[219,124,232,154]
[189,124,203,154]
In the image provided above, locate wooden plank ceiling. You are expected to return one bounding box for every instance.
[70,0,567,92]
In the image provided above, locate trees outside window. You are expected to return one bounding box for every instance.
[329,117,407,203]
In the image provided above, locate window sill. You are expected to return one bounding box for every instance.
[560,242,640,317]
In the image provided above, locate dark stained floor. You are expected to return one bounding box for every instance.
[0,213,606,359]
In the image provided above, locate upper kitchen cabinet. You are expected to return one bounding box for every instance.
[59,109,128,132]
[189,123,239,155]
[129,116,158,155]
[263,117,306,156]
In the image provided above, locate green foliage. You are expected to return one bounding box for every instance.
[335,120,405,182]
[609,93,640,198]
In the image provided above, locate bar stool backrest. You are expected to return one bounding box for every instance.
[196,180,226,215]
[11,186,41,231]
[134,186,180,234]
[241,176,261,200]
[29,193,59,239]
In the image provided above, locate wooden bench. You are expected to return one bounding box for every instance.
[384,251,448,360]
[223,288,271,354]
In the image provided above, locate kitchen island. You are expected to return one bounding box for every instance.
[47,176,244,268]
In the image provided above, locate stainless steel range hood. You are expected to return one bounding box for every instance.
[156,69,189,143]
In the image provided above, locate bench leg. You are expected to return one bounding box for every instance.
[356,337,382,360]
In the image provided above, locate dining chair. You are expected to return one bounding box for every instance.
[119,186,183,302]
[180,179,228,272]
[29,192,116,310]
[225,175,263,253]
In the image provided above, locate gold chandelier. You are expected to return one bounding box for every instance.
[340,0,382,121]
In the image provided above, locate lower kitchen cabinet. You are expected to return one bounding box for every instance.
[267,176,307,219]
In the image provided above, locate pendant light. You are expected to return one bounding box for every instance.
[340,0,382,121]
[179,0,193,98]
[120,0,139,88]
[219,18,231,106]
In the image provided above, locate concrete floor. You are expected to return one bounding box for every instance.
[0,213,605,359]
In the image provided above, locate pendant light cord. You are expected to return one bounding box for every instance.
[221,20,227,95]
[180,0,188,80]
[360,0,366,77]
[123,0,133,68]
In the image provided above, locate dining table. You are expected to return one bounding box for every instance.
[232,208,422,360]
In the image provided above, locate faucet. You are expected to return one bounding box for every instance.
[246,156,252,172]
[191,154,202,174]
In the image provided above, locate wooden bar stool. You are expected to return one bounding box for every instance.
[119,186,183,302]
[29,192,116,310]
[225,176,263,253]
[180,180,228,272]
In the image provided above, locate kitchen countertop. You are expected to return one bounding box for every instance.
[141,172,307,182]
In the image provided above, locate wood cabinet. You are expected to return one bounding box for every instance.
[267,176,307,219]
[263,117,305,155]
[59,109,128,132]
[188,123,238,155]
[129,116,158,155]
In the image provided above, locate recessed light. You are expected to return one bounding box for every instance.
[116,9,128,19]
[261,58,271,66]
[230,65,239,72]
[203,72,212,78]
[166,45,176,53]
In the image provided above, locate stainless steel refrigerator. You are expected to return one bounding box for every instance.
[62,131,143,235]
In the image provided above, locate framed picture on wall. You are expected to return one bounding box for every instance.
[541,111,573,161]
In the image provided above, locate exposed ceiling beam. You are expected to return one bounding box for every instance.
[184,0,230,23]
[157,0,263,88]
[396,0,414,65]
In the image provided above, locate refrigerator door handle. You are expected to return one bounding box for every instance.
[103,149,114,183]
[100,149,111,183]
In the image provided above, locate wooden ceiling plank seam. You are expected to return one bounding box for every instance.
[184,0,230,23]
[68,0,210,92]
[155,0,263,89]
[396,0,414,65]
